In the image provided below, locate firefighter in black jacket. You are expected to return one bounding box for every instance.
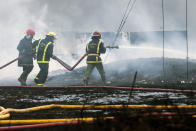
[17,29,35,86]
[83,31,106,85]
[33,32,57,86]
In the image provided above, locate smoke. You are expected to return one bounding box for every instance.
[0,0,196,84]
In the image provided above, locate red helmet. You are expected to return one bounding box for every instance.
[93,31,101,36]
[26,29,35,36]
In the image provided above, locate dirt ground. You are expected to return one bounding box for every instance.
[1,58,196,130]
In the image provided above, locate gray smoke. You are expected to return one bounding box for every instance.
[0,0,196,84]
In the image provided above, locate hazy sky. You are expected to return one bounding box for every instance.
[24,0,196,32]
[0,0,195,46]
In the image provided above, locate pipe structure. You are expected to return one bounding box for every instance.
[0,85,196,94]
[55,53,87,71]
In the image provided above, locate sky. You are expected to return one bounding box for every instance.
[0,0,196,80]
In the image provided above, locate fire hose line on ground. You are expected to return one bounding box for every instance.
[0,121,95,131]
[0,117,114,125]
[0,113,196,130]
[0,85,196,94]
[1,104,196,119]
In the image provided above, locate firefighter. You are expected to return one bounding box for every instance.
[83,31,106,85]
[17,29,35,86]
[33,32,57,86]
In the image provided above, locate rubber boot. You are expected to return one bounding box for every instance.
[83,79,88,86]
[37,83,45,86]
[103,80,106,86]
[102,76,106,86]
[18,77,27,86]
[34,77,39,84]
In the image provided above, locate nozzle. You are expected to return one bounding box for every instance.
[105,46,119,49]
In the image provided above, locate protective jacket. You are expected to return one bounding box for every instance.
[86,38,106,63]
[17,37,34,66]
[33,37,54,63]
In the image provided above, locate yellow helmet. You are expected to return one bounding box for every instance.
[47,32,57,38]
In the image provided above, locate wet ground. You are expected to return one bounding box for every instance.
[0,86,196,120]
[1,57,196,130]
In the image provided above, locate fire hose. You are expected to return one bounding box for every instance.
[0,113,196,130]
[0,117,114,125]
[0,57,20,70]
[54,53,87,71]
[0,51,33,70]
[0,121,95,130]
[0,46,118,71]
[1,104,196,119]
[0,54,87,71]
[52,46,118,71]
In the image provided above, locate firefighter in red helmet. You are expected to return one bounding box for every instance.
[17,29,35,86]
[83,31,106,85]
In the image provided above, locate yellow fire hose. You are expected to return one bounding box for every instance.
[1,104,196,119]
[0,117,114,125]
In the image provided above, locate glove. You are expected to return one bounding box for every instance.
[52,55,57,60]
[31,49,37,59]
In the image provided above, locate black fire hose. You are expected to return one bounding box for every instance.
[54,53,87,71]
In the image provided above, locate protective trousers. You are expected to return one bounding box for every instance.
[83,63,105,83]
[18,65,33,83]
[35,63,49,85]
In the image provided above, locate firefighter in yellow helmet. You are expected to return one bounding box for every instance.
[32,32,57,86]
[83,31,106,85]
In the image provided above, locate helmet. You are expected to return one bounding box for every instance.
[92,31,101,36]
[47,32,57,38]
[26,29,35,36]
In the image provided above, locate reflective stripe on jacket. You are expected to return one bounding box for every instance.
[36,39,53,63]
[86,39,106,63]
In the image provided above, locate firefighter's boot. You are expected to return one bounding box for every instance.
[34,77,39,84]
[83,79,88,86]
[101,76,106,86]
[36,84,45,86]
[18,77,27,86]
